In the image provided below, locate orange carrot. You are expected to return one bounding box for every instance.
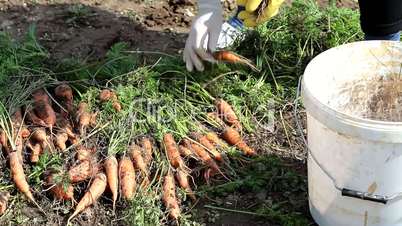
[70,136,79,145]
[188,141,220,172]
[0,191,10,215]
[185,139,223,183]
[104,156,118,210]
[141,137,153,165]
[12,108,23,123]
[55,132,68,150]
[9,152,35,202]
[119,157,136,200]
[191,132,223,162]
[31,128,48,150]
[46,174,74,200]
[99,89,116,102]
[112,102,122,112]
[26,141,42,163]
[178,145,194,158]
[56,116,75,136]
[11,109,30,139]
[0,130,9,153]
[213,50,244,62]
[205,131,229,149]
[99,89,121,112]
[31,128,46,144]
[163,134,185,169]
[213,50,258,71]
[68,160,98,183]
[76,146,95,161]
[54,84,73,102]
[15,135,24,160]
[68,173,107,222]
[175,169,196,201]
[54,84,74,115]
[35,101,56,127]
[206,112,226,128]
[32,89,50,104]
[215,98,242,130]
[129,144,148,177]
[26,107,46,127]
[163,172,180,220]
[90,112,98,127]
[76,102,91,135]
[222,127,256,156]
[0,130,6,147]
[19,128,30,140]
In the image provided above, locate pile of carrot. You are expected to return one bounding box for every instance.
[0,83,256,223]
[157,98,255,221]
[0,83,102,217]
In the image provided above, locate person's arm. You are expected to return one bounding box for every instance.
[183,0,286,72]
[183,0,223,72]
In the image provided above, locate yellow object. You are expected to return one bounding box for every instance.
[244,18,257,27]
[245,0,263,12]
[237,0,247,6]
[237,0,285,27]
[238,11,253,20]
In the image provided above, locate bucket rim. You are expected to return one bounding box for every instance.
[302,41,402,142]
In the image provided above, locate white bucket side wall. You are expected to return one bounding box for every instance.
[308,114,402,226]
[302,41,402,226]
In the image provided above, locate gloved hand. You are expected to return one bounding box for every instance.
[183,0,223,72]
[237,0,285,27]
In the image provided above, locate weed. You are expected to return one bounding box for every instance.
[235,0,363,97]
[66,4,93,26]
[28,152,62,186]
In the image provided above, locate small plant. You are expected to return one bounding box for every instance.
[66,4,93,26]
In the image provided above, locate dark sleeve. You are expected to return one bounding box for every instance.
[358,0,402,36]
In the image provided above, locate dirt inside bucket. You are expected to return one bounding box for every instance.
[334,73,402,122]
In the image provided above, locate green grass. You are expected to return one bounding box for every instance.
[0,1,363,225]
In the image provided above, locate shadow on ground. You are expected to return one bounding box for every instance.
[192,155,314,226]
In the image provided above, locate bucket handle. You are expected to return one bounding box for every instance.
[294,76,402,205]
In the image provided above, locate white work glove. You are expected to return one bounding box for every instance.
[183,0,223,72]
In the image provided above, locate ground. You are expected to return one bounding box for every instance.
[0,0,358,225]
[0,0,357,59]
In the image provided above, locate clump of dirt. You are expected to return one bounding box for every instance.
[142,0,194,30]
[334,74,402,122]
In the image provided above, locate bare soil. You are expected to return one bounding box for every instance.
[0,0,357,61]
[0,0,195,60]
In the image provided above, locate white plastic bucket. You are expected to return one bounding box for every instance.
[302,41,402,226]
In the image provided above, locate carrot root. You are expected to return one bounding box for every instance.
[105,156,118,210]
[9,152,35,203]
[47,174,74,200]
[163,172,180,220]
[222,127,256,156]
[0,191,10,215]
[191,132,223,162]
[68,173,107,222]
[213,50,259,71]
[215,98,242,130]
[175,169,196,202]
[119,157,136,200]
[68,160,98,183]
[163,134,185,169]
[129,144,148,177]
[141,137,153,165]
